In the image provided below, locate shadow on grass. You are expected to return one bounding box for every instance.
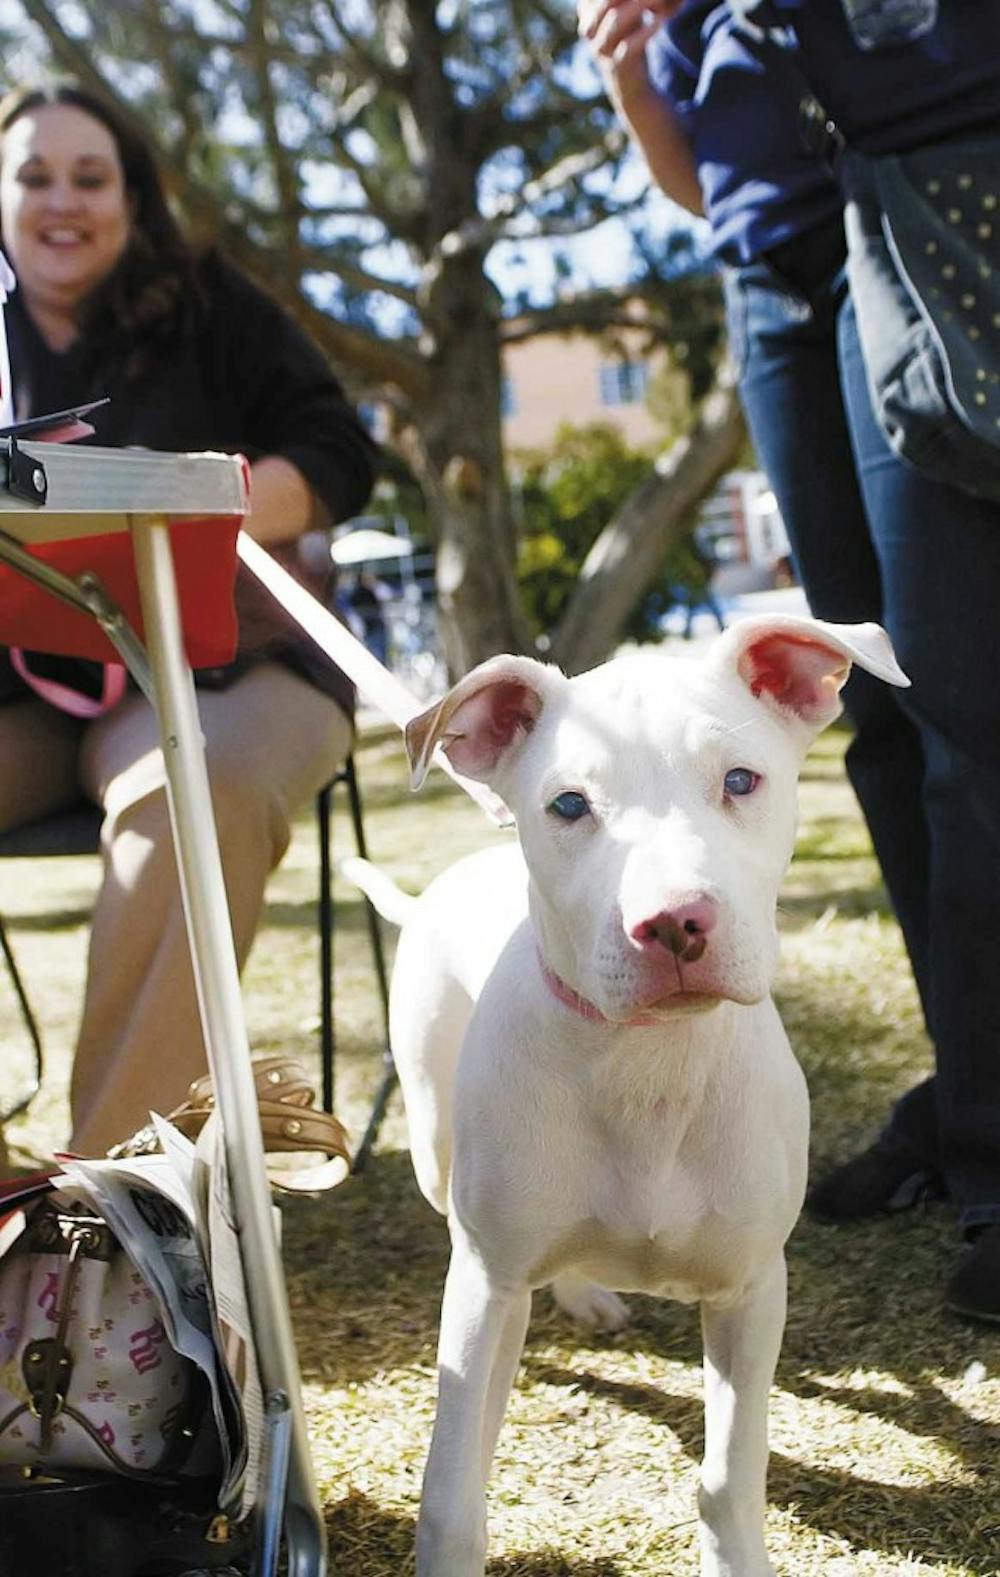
[290,1140,999,1572]
[488,1557,626,1575]
[777,885,893,928]
[766,1450,1000,1575]
[522,1356,704,1453]
[324,1491,415,1573]
[775,1005,925,1134]
[262,895,391,935]
[325,1487,630,1575]
[0,905,93,931]
[282,1150,448,1387]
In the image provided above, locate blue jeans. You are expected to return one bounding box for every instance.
[725,252,1000,1230]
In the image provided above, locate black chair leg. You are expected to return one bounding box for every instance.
[351,1061,398,1174]
[317,755,397,1171]
[318,781,335,1115]
[342,757,391,1043]
[0,914,43,1122]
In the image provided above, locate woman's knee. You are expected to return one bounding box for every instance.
[205,752,292,869]
[0,702,84,833]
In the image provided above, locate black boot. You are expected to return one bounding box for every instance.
[807,1132,945,1225]
[945,1223,1000,1325]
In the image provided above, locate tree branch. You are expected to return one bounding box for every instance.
[550,372,747,674]
[247,0,303,261]
[18,0,429,401]
[135,0,203,165]
[316,0,406,89]
[297,246,419,309]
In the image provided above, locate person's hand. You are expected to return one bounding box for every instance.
[578,0,679,83]
[577,0,704,215]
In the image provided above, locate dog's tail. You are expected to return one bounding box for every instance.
[339,857,417,929]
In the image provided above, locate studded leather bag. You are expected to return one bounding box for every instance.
[836,133,1000,500]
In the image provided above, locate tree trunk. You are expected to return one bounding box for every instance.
[403,441,532,674]
[550,376,746,675]
[404,254,533,675]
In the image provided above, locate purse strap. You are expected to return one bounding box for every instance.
[726,0,847,162]
[18,1213,104,1452]
[181,1052,316,1113]
[109,1053,351,1191]
[8,650,127,719]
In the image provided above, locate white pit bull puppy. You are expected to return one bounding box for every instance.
[354,615,908,1577]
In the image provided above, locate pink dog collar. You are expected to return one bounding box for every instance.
[536,950,660,1028]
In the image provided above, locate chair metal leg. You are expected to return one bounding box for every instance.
[317,756,397,1172]
[0,915,43,1122]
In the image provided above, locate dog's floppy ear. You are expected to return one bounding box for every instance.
[712,615,909,735]
[405,654,557,790]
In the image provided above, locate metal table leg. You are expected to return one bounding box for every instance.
[130,513,327,1577]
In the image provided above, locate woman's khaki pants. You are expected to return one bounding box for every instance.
[0,663,351,1155]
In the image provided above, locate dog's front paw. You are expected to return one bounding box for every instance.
[552,1272,629,1331]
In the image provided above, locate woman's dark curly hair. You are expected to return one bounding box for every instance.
[0,80,203,379]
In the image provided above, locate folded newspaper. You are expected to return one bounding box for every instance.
[58,1120,262,1519]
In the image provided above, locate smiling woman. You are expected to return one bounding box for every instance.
[0,86,202,393]
[0,102,133,348]
[0,80,378,1158]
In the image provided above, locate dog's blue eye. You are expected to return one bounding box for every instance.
[724,768,759,798]
[548,791,591,821]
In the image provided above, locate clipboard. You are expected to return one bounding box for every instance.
[0,397,111,444]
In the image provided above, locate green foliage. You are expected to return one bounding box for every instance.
[514,422,709,644]
[514,423,644,640]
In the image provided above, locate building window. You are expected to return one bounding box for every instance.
[598,359,649,407]
[501,375,516,417]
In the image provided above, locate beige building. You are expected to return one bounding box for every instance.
[501,323,678,454]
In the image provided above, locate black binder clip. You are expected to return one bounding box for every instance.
[4,436,48,505]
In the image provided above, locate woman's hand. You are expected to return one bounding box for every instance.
[577,0,704,215]
[245,456,328,546]
[578,0,679,86]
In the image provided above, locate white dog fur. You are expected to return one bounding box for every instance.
[347,615,908,1577]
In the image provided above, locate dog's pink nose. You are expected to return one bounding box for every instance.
[630,897,719,963]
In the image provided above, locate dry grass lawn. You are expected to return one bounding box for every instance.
[1,723,998,1575]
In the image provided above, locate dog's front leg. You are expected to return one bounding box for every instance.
[417,1239,531,1576]
[698,1252,786,1577]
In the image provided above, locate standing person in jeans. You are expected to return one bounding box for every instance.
[0,81,378,1156]
[578,0,1000,1322]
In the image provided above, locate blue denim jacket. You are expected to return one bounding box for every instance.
[646,2,840,262]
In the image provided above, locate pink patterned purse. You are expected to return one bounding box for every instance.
[0,1191,206,1479]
